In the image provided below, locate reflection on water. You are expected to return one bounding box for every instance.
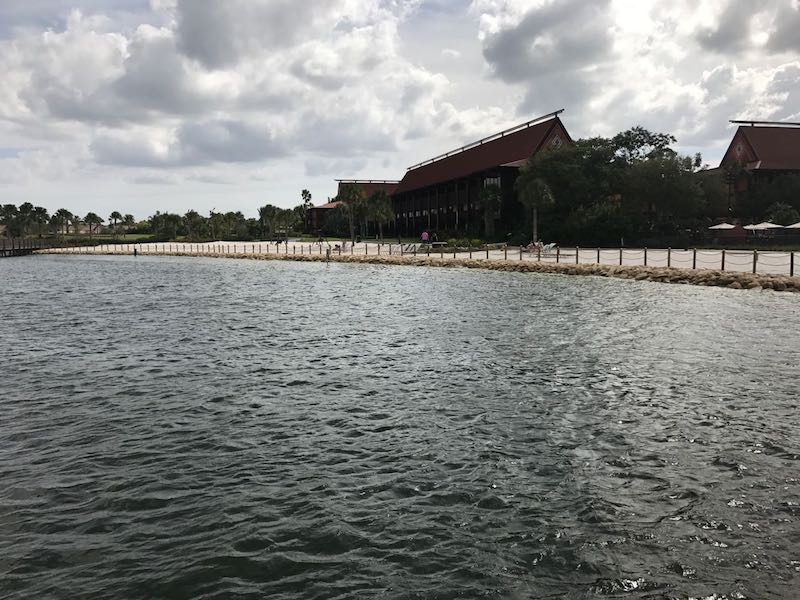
[1,255,799,599]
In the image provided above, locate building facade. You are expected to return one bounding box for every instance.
[390,111,572,239]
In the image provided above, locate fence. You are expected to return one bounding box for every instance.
[41,242,798,278]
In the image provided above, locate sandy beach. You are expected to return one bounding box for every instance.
[42,240,800,292]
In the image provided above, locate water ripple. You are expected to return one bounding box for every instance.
[1,255,799,599]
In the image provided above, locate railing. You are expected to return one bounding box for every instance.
[37,242,799,278]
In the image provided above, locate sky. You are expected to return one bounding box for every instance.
[0,0,798,220]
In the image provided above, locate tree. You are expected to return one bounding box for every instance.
[258,204,280,239]
[56,209,73,235]
[84,212,104,239]
[69,214,83,237]
[766,202,800,226]
[369,190,393,241]
[478,184,502,240]
[516,174,554,243]
[1,204,19,238]
[122,214,135,237]
[109,211,123,238]
[337,184,366,243]
[32,206,49,237]
[17,203,34,237]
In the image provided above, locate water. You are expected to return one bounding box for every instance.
[1,255,799,599]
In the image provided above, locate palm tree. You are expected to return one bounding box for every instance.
[84,212,104,239]
[109,211,123,238]
[369,191,393,241]
[258,204,280,239]
[516,167,554,243]
[17,202,34,237]
[338,184,366,243]
[69,214,83,237]
[56,209,73,235]
[32,206,49,237]
[478,184,502,240]
[1,204,19,238]
[122,214,135,237]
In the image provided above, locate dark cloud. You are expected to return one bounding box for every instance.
[767,1,800,53]
[91,120,287,167]
[175,0,327,69]
[177,120,286,164]
[113,30,212,115]
[695,0,766,53]
[482,0,613,83]
[296,112,397,156]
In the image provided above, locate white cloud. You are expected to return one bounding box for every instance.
[0,0,798,217]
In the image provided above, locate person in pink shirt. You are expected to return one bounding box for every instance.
[421,230,429,244]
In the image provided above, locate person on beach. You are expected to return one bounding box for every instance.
[421,230,429,244]
[133,247,138,257]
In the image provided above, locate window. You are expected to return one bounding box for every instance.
[550,134,563,149]
[484,176,500,188]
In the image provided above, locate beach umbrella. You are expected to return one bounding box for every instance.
[708,223,736,230]
[744,222,782,230]
[756,222,785,229]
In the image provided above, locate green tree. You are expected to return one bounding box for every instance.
[258,204,280,239]
[122,214,135,237]
[368,190,394,241]
[1,204,20,238]
[56,209,73,235]
[478,184,502,240]
[109,211,123,238]
[84,212,104,239]
[17,203,34,237]
[516,172,554,243]
[69,213,83,237]
[338,184,366,243]
[32,206,49,237]
[766,202,800,225]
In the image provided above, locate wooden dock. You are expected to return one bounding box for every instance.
[1,238,56,258]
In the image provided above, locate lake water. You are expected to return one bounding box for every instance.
[1,255,799,599]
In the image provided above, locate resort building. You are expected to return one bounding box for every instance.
[720,120,800,174]
[307,180,398,236]
[718,120,800,202]
[390,110,572,238]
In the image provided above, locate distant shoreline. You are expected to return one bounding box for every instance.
[39,247,800,293]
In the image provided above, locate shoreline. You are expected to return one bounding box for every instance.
[39,248,800,292]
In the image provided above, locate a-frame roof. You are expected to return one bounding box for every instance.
[395,112,570,194]
[721,124,800,170]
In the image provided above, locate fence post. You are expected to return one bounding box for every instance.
[597,247,600,264]
[791,252,795,277]
[753,250,758,274]
[576,246,580,265]
[644,247,648,266]
[721,249,726,271]
[619,247,623,266]
[486,246,489,260]
[556,247,560,263]
[537,248,541,262]
[469,247,472,259]
[504,246,507,260]
[667,248,671,268]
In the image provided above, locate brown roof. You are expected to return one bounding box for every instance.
[311,201,342,210]
[336,180,399,199]
[395,114,569,194]
[723,125,800,170]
